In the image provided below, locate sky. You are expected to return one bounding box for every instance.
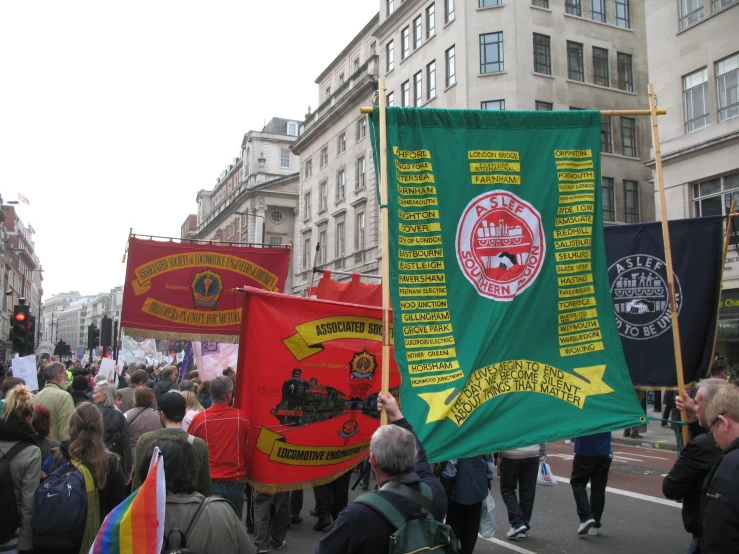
[0,0,379,299]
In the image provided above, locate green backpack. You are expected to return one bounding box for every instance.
[354,481,460,553]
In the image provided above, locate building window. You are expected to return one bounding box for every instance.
[280,149,290,168]
[480,0,502,5]
[356,157,366,189]
[305,159,312,179]
[411,71,422,106]
[304,192,312,221]
[356,212,366,250]
[684,68,710,132]
[482,100,505,110]
[337,133,346,155]
[480,32,504,74]
[533,34,551,75]
[621,117,637,157]
[320,180,328,211]
[532,0,549,6]
[427,60,437,99]
[593,47,609,87]
[339,73,345,86]
[386,41,394,72]
[679,0,705,28]
[401,26,410,60]
[427,3,436,37]
[565,0,582,15]
[337,170,346,200]
[445,0,455,22]
[357,117,367,140]
[624,180,639,222]
[536,101,553,110]
[567,42,584,81]
[693,172,739,217]
[336,221,345,257]
[615,0,630,28]
[387,0,395,16]
[602,177,615,222]
[287,122,298,136]
[712,0,735,11]
[446,46,456,87]
[370,41,377,56]
[271,210,283,223]
[591,0,606,21]
[601,116,613,153]
[353,57,360,71]
[387,91,395,106]
[401,80,410,106]
[318,230,327,265]
[303,237,311,271]
[321,146,329,168]
[717,53,739,122]
[617,53,634,92]
[414,15,423,49]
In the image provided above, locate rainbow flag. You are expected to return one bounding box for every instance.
[89,448,166,554]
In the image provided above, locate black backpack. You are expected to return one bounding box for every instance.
[162,497,229,554]
[0,442,33,543]
[32,459,88,549]
[355,481,460,554]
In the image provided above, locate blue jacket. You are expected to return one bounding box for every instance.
[441,455,494,505]
[574,432,612,457]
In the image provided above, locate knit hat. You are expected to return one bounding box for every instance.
[158,391,186,421]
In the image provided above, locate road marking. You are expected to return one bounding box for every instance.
[613,450,669,461]
[480,536,539,553]
[554,475,680,508]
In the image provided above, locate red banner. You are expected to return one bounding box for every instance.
[315,271,382,307]
[236,288,400,492]
[121,238,290,342]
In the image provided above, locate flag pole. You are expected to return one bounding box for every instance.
[648,83,690,447]
[711,201,736,358]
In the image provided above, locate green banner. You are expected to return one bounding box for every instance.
[371,108,645,462]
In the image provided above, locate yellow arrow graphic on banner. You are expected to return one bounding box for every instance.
[418,361,613,426]
[256,428,369,466]
[282,316,393,361]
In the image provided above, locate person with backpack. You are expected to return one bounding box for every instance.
[140,436,255,553]
[0,385,42,553]
[35,402,126,554]
[92,381,132,484]
[124,387,161,463]
[316,392,457,554]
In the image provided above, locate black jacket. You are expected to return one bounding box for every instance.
[699,436,739,554]
[663,432,721,535]
[70,390,91,407]
[316,418,447,554]
[97,405,132,478]
[153,379,178,402]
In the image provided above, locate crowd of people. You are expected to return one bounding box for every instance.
[0,356,738,554]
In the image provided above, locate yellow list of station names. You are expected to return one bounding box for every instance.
[469,149,522,186]
[395,160,433,172]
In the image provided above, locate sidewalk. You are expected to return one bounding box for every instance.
[612,415,679,451]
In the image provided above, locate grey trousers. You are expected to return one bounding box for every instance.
[253,491,290,550]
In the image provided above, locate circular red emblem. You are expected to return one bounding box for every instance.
[456,191,546,301]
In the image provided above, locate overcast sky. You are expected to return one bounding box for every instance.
[0,0,378,299]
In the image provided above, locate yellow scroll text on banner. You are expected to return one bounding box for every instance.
[395,160,434,172]
[398,197,439,208]
[559,182,595,193]
[399,260,445,271]
[469,162,521,172]
[399,209,440,221]
[256,428,369,466]
[400,299,448,310]
[401,310,451,323]
[398,185,437,196]
[555,160,594,170]
[557,204,594,215]
[560,193,595,204]
[559,296,597,311]
[554,149,592,158]
[558,274,593,287]
[558,319,599,335]
[399,285,448,297]
[282,316,393,361]
[468,150,520,160]
[131,252,280,295]
[409,360,461,375]
[403,323,454,336]
[472,175,521,185]
[554,226,592,239]
[399,248,444,260]
[398,273,446,285]
[141,298,241,327]
[561,341,605,357]
[558,308,599,324]
[405,335,456,349]
[419,360,614,425]
[556,262,592,275]
[407,347,457,361]
[397,172,435,184]
[555,215,594,227]
[411,370,464,387]
[555,250,591,263]
[393,147,431,159]
[558,284,595,298]
[399,235,443,246]
[558,171,596,181]
[400,222,442,234]
[555,238,592,250]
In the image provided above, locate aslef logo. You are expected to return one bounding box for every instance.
[457,191,545,301]
[608,254,682,340]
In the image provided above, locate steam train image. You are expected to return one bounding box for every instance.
[270,369,399,426]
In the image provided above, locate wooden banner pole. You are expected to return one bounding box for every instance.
[711,202,736,359]
[122,228,133,263]
[648,83,690,447]
[376,77,391,426]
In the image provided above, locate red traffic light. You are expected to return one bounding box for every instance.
[15,313,25,322]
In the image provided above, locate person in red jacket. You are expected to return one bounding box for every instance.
[188,375,251,521]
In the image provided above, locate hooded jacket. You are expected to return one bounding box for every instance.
[0,418,41,551]
[33,382,76,441]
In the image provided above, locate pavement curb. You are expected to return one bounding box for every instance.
[612,437,677,452]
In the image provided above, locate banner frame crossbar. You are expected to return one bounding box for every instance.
[359,108,667,116]
[129,233,292,249]
[312,267,383,279]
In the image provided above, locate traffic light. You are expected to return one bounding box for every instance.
[9,304,30,355]
[87,324,94,352]
[93,326,100,349]
[26,315,36,355]
[101,316,112,349]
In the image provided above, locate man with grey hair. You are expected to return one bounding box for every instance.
[34,361,75,441]
[663,378,729,554]
[316,392,448,554]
